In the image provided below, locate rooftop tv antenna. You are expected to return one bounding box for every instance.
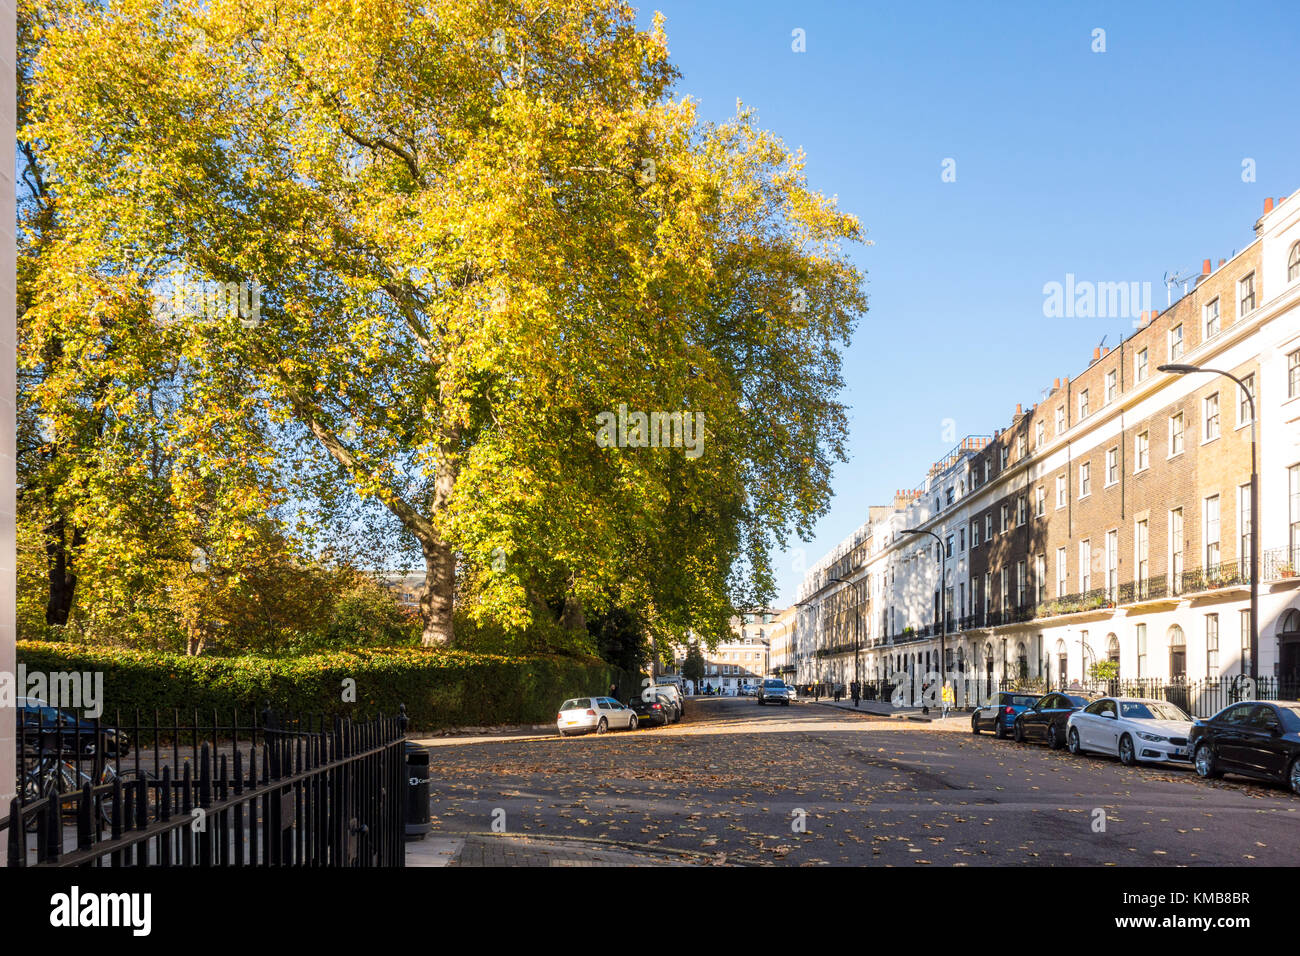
[1163,269,1193,307]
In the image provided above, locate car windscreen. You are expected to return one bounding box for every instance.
[560,699,590,710]
[764,680,783,688]
[1121,701,1188,721]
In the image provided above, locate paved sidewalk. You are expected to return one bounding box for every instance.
[407,832,714,867]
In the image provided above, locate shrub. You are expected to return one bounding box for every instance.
[15,641,636,731]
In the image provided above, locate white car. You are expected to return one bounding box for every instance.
[649,682,685,717]
[556,697,638,736]
[1066,697,1194,765]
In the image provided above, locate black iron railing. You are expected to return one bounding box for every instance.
[8,705,408,867]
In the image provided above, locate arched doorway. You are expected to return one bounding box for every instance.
[1056,639,1068,686]
[1107,634,1120,679]
[1279,609,1300,687]
[984,642,994,696]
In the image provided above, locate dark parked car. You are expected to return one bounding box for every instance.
[628,694,676,727]
[1013,691,1097,749]
[1188,701,1300,794]
[18,698,132,758]
[971,692,1041,738]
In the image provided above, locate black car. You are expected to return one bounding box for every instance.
[628,694,676,727]
[971,692,1041,738]
[1188,701,1300,794]
[18,699,132,758]
[1013,691,1097,749]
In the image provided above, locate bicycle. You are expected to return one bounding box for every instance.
[20,753,154,834]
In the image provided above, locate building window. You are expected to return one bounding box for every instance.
[1079,461,1091,498]
[1017,434,1026,459]
[1000,503,1010,533]
[1290,350,1300,400]
[1290,465,1300,565]
[1056,546,1067,597]
[1238,374,1254,425]
[1169,324,1184,361]
[1035,420,1044,448]
[1106,529,1118,599]
[1079,539,1091,591]
[1000,446,1009,470]
[1239,483,1251,577]
[1035,486,1045,517]
[971,520,980,548]
[1204,297,1220,339]
[1203,392,1219,441]
[1136,623,1147,678]
[1079,389,1090,419]
[1056,474,1066,509]
[959,528,966,552]
[985,514,993,542]
[1136,518,1149,587]
[1106,447,1119,486]
[1034,553,1045,603]
[1017,495,1027,526]
[1241,609,1252,675]
[1169,411,1184,456]
[1170,507,1184,592]
[1136,347,1148,383]
[1135,430,1149,471]
[1290,241,1300,282]
[945,534,953,558]
[1204,495,1220,568]
[1056,405,1065,433]
[1106,369,1117,404]
[1239,272,1256,315]
[1206,614,1219,677]
[1000,570,1009,611]
[946,486,955,506]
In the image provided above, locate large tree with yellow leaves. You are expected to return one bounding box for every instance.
[21,0,867,649]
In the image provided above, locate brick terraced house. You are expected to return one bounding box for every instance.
[796,192,1300,709]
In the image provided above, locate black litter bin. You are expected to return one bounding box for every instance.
[405,742,431,839]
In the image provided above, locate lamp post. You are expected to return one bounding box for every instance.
[1159,363,1258,680]
[902,528,947,704]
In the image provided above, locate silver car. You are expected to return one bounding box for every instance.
[556,697,638,736]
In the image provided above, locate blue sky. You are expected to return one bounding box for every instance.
[633,0,1300,606]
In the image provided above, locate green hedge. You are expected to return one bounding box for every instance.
[15,641,638,731]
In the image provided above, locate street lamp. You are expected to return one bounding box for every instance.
[901,528,947,705]
[1159,363,1258,680]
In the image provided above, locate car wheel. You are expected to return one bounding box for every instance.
[971,716,980,735]
[1046,724,1060,750]
[559,730,570,737]
[994,718,1007,740]
[1289,756,1300,796]
[627,715,637,731]
[1118,734,1136,766]
[1068,727,1083,755]
[1013,720,1025,743]
[1195,743,1221,779]
[596,717,608,734]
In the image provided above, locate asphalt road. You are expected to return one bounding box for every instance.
[422,696,1300,866]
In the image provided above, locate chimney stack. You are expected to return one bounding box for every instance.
[1203,258,1212,275]
[1092,346,1101,361]
[1264,197,1275,214]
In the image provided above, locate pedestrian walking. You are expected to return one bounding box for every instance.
[851,680,860,708]
[941,681,954,719]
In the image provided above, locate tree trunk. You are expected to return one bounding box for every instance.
[418,535,456,646]
[44,517,83,626]
[561,591,586,635]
